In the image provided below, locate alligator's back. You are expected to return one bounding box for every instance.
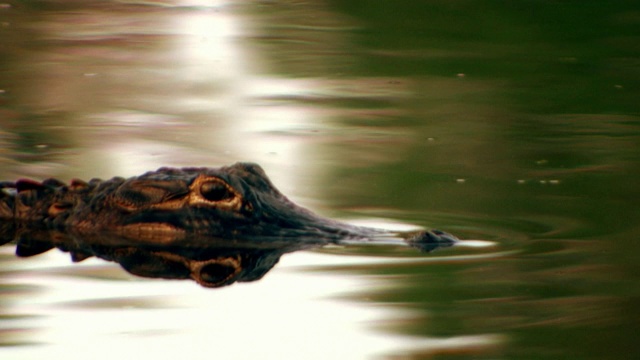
[0,177,122,229]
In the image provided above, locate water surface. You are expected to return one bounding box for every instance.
[1,1,639,359]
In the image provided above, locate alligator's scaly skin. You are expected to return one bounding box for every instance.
[0,162,458,248]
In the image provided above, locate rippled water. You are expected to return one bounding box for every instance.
[1,1,639,359]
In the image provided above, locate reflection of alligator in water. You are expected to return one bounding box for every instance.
[0,224,458,288]
[0,162,459,287]
[2,224,312,288]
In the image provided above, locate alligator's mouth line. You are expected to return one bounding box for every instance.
[117,222,185,234]
[114,223,187,243]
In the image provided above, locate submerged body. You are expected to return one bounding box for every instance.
[0,162,458,249]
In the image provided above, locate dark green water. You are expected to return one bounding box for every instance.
[1,1,639,359]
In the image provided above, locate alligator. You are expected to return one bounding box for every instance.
[0,162,459,250]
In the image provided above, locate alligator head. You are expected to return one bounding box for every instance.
[1,162,458,250]
[104,162,361,241]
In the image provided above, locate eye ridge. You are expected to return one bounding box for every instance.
[199,181,235,202]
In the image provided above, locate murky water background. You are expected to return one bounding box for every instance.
[1,1,640,359]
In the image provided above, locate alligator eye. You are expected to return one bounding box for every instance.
[200,181,234,202]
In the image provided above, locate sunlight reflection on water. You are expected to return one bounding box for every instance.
[1,248,502,360]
